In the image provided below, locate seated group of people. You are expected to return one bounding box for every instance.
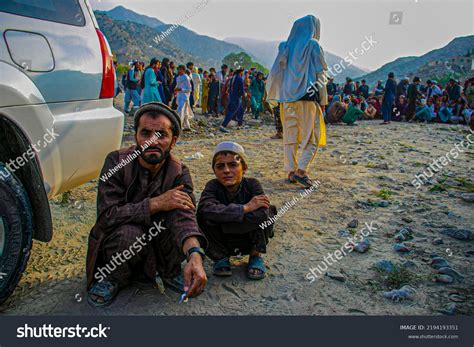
[86,103,276,307]
[325,94,381,125]
[326,93,473,127]
[411,96,473,124]
[325,77,474,127]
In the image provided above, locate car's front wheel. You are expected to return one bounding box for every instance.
[0,163,33,305]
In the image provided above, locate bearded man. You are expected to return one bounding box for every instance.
[86,103,207,307]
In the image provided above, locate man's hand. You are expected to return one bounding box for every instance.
[243,195,270,213]
[321,105,326,113]
[150,185,194,214]
[183,237,207,298]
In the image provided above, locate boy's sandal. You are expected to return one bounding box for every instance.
[247,255,266,280]
[162,273,186,294]
[213,257,232,277]
[293,174,313,189]
[87,280,119,307]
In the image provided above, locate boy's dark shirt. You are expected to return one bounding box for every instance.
[197,177,270,234]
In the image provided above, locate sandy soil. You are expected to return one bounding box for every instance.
[1,97,473,315]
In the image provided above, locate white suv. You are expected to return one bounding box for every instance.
[0,0,123,303]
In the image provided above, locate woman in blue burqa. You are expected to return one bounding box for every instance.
[266,15,328,189]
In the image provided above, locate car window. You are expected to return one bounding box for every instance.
[0,0,86,27]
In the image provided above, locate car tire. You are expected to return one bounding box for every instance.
[0,163,33,305]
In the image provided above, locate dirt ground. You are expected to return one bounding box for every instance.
[1,98,473,315]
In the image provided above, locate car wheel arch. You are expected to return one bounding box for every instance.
[0,115,52,242]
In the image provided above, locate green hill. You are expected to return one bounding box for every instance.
[357,35,474,84]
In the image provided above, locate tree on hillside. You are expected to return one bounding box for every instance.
[222,52,269,75]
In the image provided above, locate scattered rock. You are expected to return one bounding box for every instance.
[378,162,390,170]
[434,274,454,284]
[460,193,474,202]
[347,308,368,315]
[448,293,466,302]
[464,250,474,257]
[375,260,395,273]
[325,272,346,282]
[379,200,389,208]
[383,285,415,301]
[401,216,413,223]
[402,260,416,268]
[439,303,457,315]
[184,152,204,160]
[437,267,464,282]
[347,219,359,228]
[430,257,450,270]
[393,243,410,253]
[447,212,456,218]
[353,239,370,253]
[339,230,350,237]
[394,228,413,242]
[442,229,474,241]
[432,238,444,245]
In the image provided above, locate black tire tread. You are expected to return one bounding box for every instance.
[0,164,33,305]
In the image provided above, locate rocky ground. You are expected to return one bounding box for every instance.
[1,99,473,315]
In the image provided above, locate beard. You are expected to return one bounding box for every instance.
[139,146,170,165]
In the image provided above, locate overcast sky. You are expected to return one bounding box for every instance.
[90,0,474,70]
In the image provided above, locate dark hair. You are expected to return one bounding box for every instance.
[212,151,247,170]
[134,110,177,137]
[186,62,194,68]
[413,76,420,82]
[388,72,395,78]
[178,65,186,70]
[361,79,366,83]
[221,64,228,69]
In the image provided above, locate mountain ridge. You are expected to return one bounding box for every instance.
[357,35,474,84]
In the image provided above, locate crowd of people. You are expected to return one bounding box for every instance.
[325,75,474,127]
[118,59,272,134]
[117,58,474,140]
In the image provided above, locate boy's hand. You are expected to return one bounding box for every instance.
[244,195,270,213]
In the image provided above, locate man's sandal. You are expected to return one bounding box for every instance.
[247,255,266,280]
[213,257,232,277]
[87,280,119,307]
